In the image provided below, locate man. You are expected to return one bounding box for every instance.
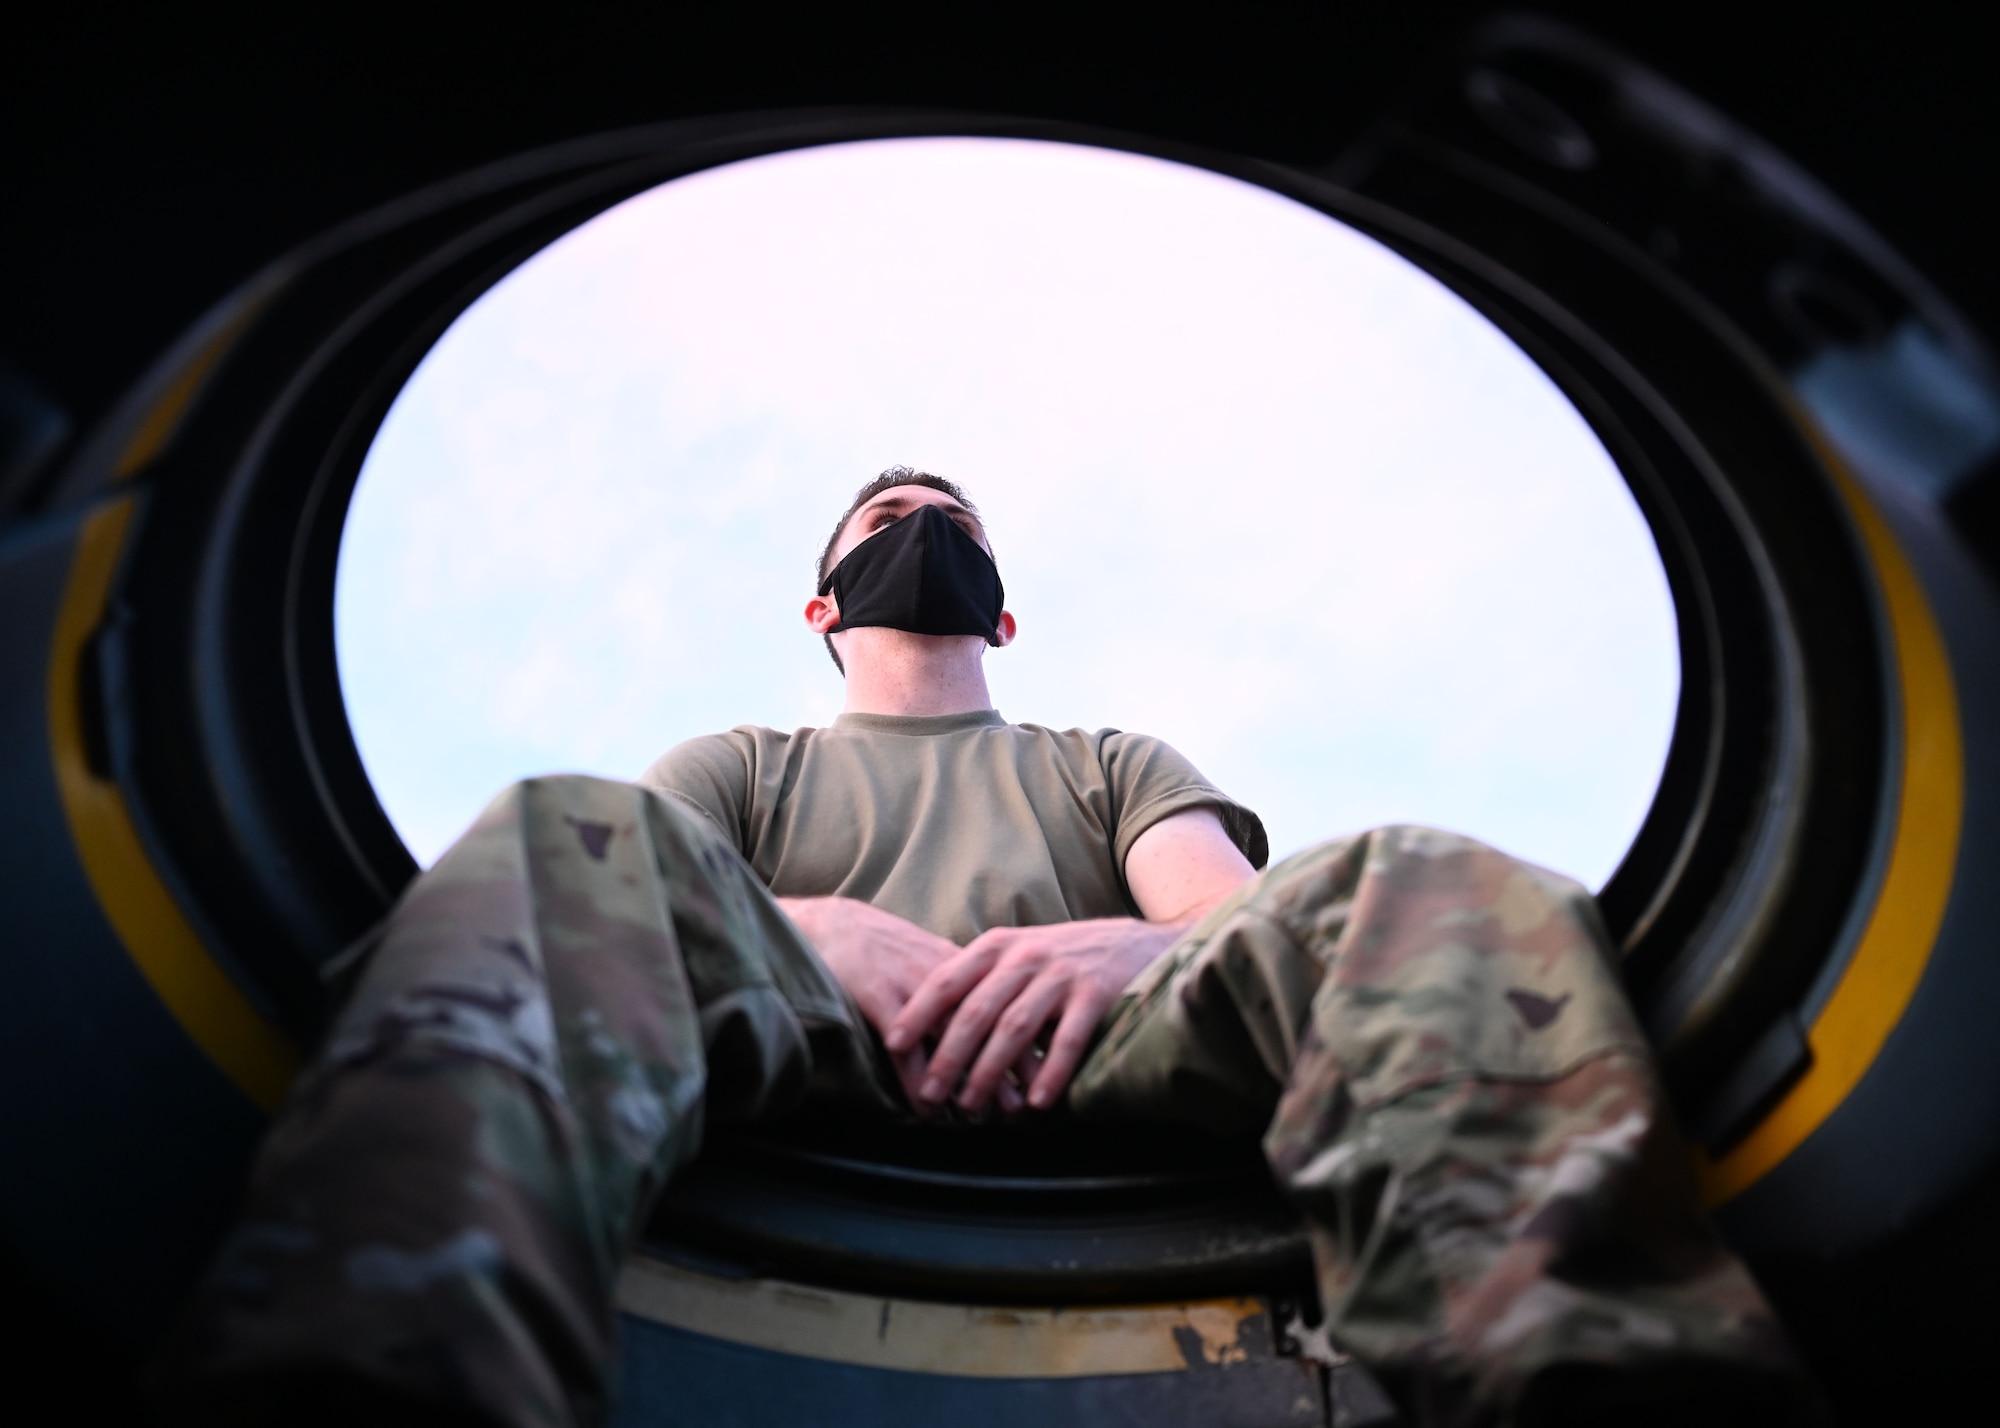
[650,470,1270,1128]
[161,469,1813,1427]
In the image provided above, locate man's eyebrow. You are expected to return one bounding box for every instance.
[860,495,980,527]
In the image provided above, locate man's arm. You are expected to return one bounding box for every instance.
[884,806,1256,1113]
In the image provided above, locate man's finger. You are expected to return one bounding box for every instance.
[886,942,1004,1054]
[1013,1045,1044,1093]
[1026,989,1108,1110]
[917,960,1042,1103]
[955,976,1066,1112]
[893,1044,934,1116]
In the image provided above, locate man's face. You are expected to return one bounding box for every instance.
[826,485,994,570]
[807,484,1014,652]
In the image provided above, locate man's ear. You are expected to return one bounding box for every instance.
[993,610,1018,647]
[805,593,841,634]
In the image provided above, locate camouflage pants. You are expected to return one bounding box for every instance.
[1070,828,1807,1424]
[156,776,1806,1427]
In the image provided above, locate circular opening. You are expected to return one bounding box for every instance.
[334,137,1678,890]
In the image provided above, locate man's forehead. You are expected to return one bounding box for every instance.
[830,483,992,568]
[857,486,976,520]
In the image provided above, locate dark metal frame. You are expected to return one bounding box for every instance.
[40,19,1990,1302]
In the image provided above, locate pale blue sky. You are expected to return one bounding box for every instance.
[335,137,1679,888]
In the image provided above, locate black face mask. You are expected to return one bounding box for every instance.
[820,503,1005,644]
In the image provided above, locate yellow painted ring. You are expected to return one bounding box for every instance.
[47,497,300,1112]
[45,302,301,1113]
[1696,419,1965,1205]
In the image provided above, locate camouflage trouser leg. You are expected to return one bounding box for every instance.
[153,776,886,1428]
[1070,826,1811,1427]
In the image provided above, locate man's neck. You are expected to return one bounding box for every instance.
[838,631,996,717]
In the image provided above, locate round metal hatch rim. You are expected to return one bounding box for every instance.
[738,1140,1259,1194]
[43,111,1715,1129]
[1696,414,1964,1205]
[613,1253,1277,1379]
[38,106,1899,1199]
[43,495,300,1112]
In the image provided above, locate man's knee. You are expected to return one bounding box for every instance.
[493,773,649,842]
[459,774,738,875]
[1269,823,1580,890]
[1252,823,1597,948]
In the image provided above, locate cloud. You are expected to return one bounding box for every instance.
[337,137,1677,886]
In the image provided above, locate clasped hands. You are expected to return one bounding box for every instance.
[777,896,1186,1116]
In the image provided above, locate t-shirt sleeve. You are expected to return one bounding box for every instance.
[1099,731,1270,872]
[636,732,755,853]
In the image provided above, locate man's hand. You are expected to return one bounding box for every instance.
[885,806,1258,1114]
[884,917,1188,1113]
[776,895,1025,1111]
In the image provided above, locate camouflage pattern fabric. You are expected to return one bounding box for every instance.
[156,782,1812,1427]
[153,776,890,1427]
[1071,825,1813,1425]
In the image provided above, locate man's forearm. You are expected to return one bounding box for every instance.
[773,894,848,950]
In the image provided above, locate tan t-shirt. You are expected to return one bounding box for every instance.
[638,709,1267,946]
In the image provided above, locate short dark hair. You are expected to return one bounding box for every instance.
[816,466,987,673]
